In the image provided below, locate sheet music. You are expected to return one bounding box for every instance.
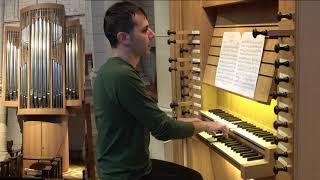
[215,32,241,92]
[233,32,265,98]
[215,32,265,98]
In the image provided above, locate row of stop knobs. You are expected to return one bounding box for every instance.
[272,11,295,175]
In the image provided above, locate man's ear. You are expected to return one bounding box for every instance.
[117,32,130,45]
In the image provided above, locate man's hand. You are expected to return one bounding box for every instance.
[189,118,230,137]
[205,121,229,138]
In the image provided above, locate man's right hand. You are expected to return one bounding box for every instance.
[192,120,230,137]
[205,121,229,138]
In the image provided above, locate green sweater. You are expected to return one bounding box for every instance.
[93,57,194,180]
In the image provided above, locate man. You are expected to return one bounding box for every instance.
[93,1,229,180]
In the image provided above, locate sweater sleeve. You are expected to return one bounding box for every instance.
[113,70,194,141]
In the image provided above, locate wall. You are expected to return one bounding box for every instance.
[295,1,320,179]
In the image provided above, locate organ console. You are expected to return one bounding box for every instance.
[198,109,276,179]
[167,0,300,179]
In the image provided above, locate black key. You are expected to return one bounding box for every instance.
[263,136,275,140]
[242,152,259,158]
[208,109,224,114]
[264,137,275,142]
[253,131,270,135]
[231,145,247,150]
[247,155,264,161]
[257,134,273,138]
[236,149,252,153]
[240,150,255,156]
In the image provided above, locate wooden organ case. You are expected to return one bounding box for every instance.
[2,3,84,172]
[168,1,297,180]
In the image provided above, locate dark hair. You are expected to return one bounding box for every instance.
[104,1,147,48]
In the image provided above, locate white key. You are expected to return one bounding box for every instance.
[233,128,274,148]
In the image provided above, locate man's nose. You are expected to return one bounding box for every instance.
[148,28,155,39]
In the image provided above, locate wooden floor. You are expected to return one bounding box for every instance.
[63,164,85,179]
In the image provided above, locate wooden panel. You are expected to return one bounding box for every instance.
[172,139,185,166]
[181,1,202,29]
[169,0,183,118]
[278,66,295,79]
[42,117,69,172]
[211,38,222,46]
[203,65,216,86]
[279,0,295,30]
[17,108,66,115]
[210,148,242,180]
[254,76,273,102]
[208,46,220,56]
[262,51,277,64]
[214,1,278,26]
[278,37,295,61]
[23,117,69,171]
[213,25,278,37]
[207,56,219,66]
[203,0,248,8]
[260,64,275,77]
[200,1,216,79]
[187,137,215,180]
[23,121,42,158]
[279,0,296,13]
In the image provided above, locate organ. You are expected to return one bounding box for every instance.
[2,3,84,174]
[165,0,320,180]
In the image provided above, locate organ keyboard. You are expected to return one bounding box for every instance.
[198,109,277,179]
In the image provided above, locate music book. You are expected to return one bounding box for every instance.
[215,32,265,98]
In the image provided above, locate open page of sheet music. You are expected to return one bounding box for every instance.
[215,32,241,92]
[215,32,265,98]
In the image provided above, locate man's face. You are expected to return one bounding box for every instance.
[129,14,155,57]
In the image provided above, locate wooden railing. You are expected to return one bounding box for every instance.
[0,153,23,177]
